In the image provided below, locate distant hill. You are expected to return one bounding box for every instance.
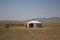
[25,17,60,23]
[0,17,60,24]
[0,20,25,24]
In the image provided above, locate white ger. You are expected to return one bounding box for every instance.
[27,20,42,28]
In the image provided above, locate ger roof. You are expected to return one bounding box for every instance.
[27,20,42,24]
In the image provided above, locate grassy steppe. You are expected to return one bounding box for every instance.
[0,22,60,40]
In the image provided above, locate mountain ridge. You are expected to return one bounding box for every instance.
[0,17,60,23]
[25,17,60,22]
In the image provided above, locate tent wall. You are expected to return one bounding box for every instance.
[27,23,42,28]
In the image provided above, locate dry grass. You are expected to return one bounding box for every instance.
[0,22,60,40]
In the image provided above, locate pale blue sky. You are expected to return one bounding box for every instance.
[0,0,60,20]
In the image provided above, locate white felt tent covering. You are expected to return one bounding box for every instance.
[27,20,42,28]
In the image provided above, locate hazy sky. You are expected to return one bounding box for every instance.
[0,0,60,20]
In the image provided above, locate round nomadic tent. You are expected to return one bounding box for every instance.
[26,20,42,28]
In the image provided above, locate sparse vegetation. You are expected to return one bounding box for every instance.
[0,22,60,40]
